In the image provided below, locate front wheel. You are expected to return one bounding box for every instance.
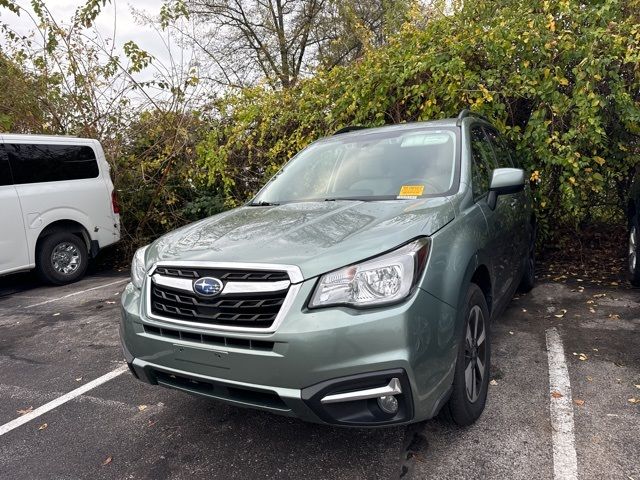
[36,232,89,285]
[441,283,491,426]
[630,221,640,287]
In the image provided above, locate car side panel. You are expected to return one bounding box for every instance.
[420,187,491,311]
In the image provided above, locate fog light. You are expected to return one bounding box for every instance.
[377,395,399,414]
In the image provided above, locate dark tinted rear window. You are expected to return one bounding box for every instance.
[5,143,99,184]
[0,151,12,186]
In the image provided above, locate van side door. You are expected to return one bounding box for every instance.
[0,145,30,274]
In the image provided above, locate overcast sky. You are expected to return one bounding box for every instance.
[1,0,174,70]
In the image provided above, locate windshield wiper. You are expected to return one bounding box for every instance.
[248,201,280,206]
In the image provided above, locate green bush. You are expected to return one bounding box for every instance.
[199,0,640,239]
[113,110,226,255]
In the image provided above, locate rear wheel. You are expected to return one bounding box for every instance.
[630,220,640,287]
[442,283,490,426]
[36,232,88,285]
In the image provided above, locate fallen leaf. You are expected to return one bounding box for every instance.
[138,405,148,412]
[551,390,563,399]
[608,314,620,320]
[586,376,593,382]
[53,313,60,317]
[489,379,498,386]
[554,308,567,318]
[509,331,514,335]
[17,406,33,415]
[522,308,527,313]
[592,348,599,352]
[578,353,588,361]
[38,423,48,430]
[628,398,640,405]
[102,456,112,466]
[589,308,596,313]
[75,377,82,382]
[574,399,585,406]
[635,385,640,389]
[105,301,116,305]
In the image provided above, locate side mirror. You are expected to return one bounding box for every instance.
[487,168,525,210]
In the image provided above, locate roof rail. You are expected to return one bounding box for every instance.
[333,126,369,135]
[456,109,490,127]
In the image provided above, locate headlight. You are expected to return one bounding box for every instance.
[309,238,430,308]
[131,245,149,289]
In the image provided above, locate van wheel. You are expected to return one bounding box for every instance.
[36,232,88,285]
[441,283,490,426]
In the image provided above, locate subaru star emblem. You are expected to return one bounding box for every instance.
[193,277,224,297]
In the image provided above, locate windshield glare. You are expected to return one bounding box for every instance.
[252,128,457,204]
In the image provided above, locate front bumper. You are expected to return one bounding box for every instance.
[120,278,458,426]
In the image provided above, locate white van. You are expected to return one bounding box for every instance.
[0,135,120,284]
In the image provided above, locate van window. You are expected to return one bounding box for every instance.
[4,143,99,185]
[0,153,12,186]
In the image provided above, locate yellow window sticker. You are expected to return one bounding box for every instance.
[398,185,424,199]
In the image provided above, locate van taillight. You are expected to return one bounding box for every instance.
[111,190,120,214]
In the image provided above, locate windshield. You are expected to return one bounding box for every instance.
[251,128,457,204]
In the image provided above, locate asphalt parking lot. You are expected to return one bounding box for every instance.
[0,271,638,479]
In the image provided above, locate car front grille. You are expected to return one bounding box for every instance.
[148,265,293,330]
[154,266,289,282]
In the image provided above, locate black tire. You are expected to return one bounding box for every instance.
[630,218,640,287]
[36,232,88,285]
[442,283,491,426]
[518,224,536,293]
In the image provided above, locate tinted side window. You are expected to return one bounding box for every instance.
[484,128,513,168]
[6,143,99,185]
[470,126,496,198]
[0,148,12,186]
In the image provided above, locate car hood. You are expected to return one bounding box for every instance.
[146,199,455,280]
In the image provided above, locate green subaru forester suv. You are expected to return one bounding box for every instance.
[120,110,536,427]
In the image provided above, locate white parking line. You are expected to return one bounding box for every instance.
[545,327,578,480]
[24,278,129,308]
[0,365,129,437]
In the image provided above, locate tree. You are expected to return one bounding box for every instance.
[156,0,415,89]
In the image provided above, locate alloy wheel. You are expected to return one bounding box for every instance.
[464,305,487,403]
[51,242,81,275]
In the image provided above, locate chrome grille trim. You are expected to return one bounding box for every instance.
[144,261,303,333]
[152,274,290,295]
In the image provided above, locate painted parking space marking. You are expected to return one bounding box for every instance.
[545,327,578,480]
[24,278,128,309]
[0,364,128,437]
